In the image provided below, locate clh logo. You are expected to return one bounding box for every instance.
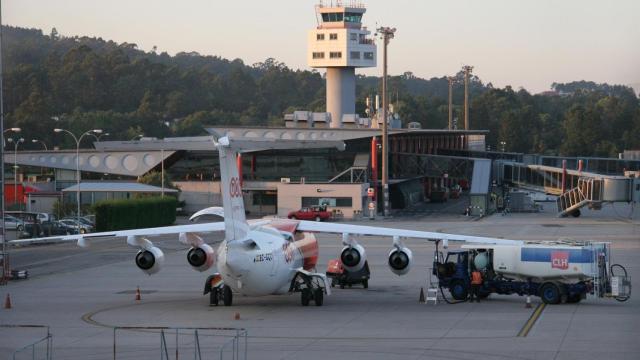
[229,177,242,198]
[551,251,569,270]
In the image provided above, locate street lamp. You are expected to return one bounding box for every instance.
[31,139,48,150]
[3,127,20,133]
[89,132,110,142]
[131,134,144,141]
[6,137,24,208]
[500,141,507,153]
[54,128,103,229]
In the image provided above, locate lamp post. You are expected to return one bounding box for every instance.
[89,132,110,142]
[131,134,144,141]
[54,128,103,229]
[376,26,396,218]
[6,137,24,208]
[31,139,48,150]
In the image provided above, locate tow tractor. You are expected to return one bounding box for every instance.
[326,258,370,289]
[433,240,631,304]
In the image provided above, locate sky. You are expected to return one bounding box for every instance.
[4,0,640,94]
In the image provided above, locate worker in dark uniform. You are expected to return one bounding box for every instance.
[470,270,483,303]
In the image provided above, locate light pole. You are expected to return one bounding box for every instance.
[6,137,24,209]
[54,128,103,229]
[376,26,396,217]
[89,132,110,142]
[31,139,48,150]
[131,134,144,141]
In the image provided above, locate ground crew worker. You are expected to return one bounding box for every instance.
[470,270,483,303]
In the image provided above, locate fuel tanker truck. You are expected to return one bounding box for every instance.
[433,241,631,304]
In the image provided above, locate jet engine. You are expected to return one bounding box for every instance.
[340,244,367,272]
[388,246,413,276]
[187,244,216,272]
[135,246,165,275]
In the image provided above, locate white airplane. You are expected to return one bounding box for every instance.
[11,136,522,307]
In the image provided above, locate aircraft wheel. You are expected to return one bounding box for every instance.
[301,288,311,306]
[314,289,324,306]
[222,285,233,306]
[209,288,219,306]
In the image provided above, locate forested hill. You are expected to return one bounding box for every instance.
[3,26,640,156]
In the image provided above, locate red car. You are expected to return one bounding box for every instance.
[287,206,331,221]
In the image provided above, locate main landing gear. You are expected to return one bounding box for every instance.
[290,271,329,307]
[204,274,233,306]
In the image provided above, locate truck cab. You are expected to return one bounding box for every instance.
[433,250,474,300]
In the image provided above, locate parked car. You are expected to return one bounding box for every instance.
[36,213,56,223]
[287,205,332,221]
[4,215,25,231]
[81,215,96,226]
[23,221,79,238]
[59,219,93,234]
[62,217,94,227]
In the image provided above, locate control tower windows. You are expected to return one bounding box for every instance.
[317,34,325,41]
[313,52,325,59]
[364,52,374,60]
[330,52,342,59]
[321,12,362,23]
[350,33,358,41]
[350,51,360,60]
[330,33,338,40]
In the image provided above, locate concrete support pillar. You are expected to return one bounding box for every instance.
[326,67,356,128]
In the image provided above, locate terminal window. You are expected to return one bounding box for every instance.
[312,52,325,59]
[302,197,353,208]
[350,51,360,60]
[317,34,325,41]
[329,52,342,59]
[329,33,338,40]
[364,52,374,60]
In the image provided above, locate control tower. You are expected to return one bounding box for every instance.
[308,1,376,128]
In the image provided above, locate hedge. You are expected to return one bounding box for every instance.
[93,197,178,232]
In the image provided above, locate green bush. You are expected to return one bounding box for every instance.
[92,197,177,231]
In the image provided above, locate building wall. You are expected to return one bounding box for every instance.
[174,181,222,214]
[276,183,368,219]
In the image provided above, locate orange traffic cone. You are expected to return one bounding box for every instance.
[135,287,141,301]
[4,294,12,309]
[525,295,532,308]
[419,287,426,303]
[234,312,240,320]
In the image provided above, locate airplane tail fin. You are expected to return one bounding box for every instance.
[216,137,249,241]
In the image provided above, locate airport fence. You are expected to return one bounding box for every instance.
[112,326,247,360]
[0,324,52,360]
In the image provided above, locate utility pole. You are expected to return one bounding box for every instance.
[0,0,6,285]
[448,76,455,130]
[377,26,396,218]
[462,65,474,130]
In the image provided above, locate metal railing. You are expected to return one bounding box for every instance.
[0,325,53,360]
[112,326,247,360]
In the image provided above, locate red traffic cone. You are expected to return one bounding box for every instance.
[4,294,12,309]
[135,287,141,301]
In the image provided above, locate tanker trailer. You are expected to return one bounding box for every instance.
[433,241,630,304]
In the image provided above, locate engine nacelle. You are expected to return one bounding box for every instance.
[187,244,216,272]
[388,247,413,276]
[135,246,165,275]
[340,244,366,272]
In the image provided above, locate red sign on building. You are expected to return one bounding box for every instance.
[551,251,569,270]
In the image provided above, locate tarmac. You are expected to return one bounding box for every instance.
[1,201,638,359]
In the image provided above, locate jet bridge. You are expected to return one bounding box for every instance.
[496,161,640,217]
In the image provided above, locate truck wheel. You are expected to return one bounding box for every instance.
[450,280,468,301]
[222,285,233,306]
[540,283,561,304]
[301,288,311,306]
[314,289,324,306]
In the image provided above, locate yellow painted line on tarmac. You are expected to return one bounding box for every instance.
[517,303,546,337]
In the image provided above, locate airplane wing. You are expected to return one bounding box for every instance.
[9,221,227,246]
[295,220,523,245]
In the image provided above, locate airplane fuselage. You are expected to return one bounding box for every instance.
[217,224,319,297]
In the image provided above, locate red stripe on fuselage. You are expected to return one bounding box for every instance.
[269,220,318,270]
